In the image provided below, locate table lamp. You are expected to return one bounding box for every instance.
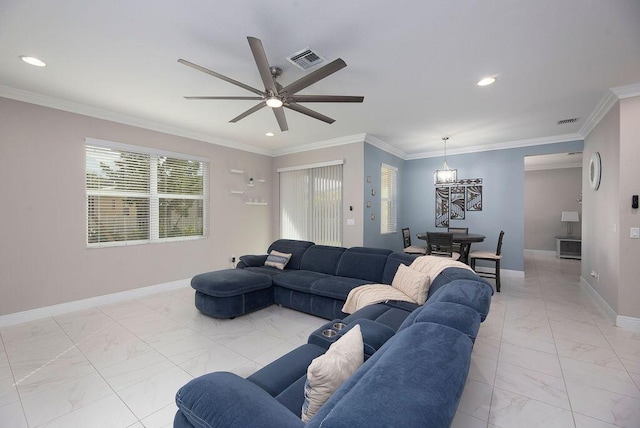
[561,211,580,236]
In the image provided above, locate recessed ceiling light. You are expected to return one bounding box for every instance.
[19,56,47,67]
[265,132,275,137]
[477,77,496,87]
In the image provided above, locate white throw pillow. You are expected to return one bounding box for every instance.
[301,324,364,422]
[391,263,431,305]
[264,250,292,270]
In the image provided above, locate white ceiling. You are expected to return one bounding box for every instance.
[1,0,639,158]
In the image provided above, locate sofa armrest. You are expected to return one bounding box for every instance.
[175,371,304,428]
[238,254,268,268]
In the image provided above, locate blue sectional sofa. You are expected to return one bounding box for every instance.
[193,239,421,320]
[176,240,494,427]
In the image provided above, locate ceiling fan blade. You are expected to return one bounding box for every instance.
[290,95,364,103]
[247,37,279,95]
[184,96,263,100]
[281,58,347,96]
[285,102,335,124]
[229,102,266,123]
[178,59,264,96]
[273,107,288,132]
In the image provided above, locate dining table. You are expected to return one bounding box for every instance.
[416,232,486,265]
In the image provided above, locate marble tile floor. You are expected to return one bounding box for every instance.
[1,251,639,427]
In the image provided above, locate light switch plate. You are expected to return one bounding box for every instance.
[631,227,640,239]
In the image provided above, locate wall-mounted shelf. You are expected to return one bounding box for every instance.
[229,169,244,174]
[246,201,268,206]
[229,190,244,195]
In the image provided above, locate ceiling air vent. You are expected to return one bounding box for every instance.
[286,47,326,70]
[557,117,579,125]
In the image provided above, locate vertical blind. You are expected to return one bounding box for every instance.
[279,162,343,246]
[380,163,398,234]
[86,140,208,247]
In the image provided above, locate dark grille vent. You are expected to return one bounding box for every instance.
[557,118,579,125]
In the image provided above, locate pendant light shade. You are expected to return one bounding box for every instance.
[434,137,457,185]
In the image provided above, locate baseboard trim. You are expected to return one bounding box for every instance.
[0,278,191,327]
[580,276,640,331]
[524,249,556,257]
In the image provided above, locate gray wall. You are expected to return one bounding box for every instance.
[400,140,584,272]
[0,97,274,316]
[524,167,582,251]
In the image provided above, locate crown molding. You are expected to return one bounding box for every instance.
[363,134,408,159]
[610,82,640,99]
[525,162,582,172]
[404,133,582,160]
[270,133,367,157]
[578,89,619,139]
[0,85,272,156]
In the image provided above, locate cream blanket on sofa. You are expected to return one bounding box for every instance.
[342,256,473,314]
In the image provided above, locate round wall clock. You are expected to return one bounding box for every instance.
[589,152,601,190]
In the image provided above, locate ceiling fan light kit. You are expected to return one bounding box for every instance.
[179,36,364,132]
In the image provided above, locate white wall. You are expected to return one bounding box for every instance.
[524,167,582,251]
[0,97,273,316]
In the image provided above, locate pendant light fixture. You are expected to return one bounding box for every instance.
[434,137,457,185]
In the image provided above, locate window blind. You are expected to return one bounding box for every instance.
[380,163,398,234]
[280,163,342,246]
[86,141,208,247]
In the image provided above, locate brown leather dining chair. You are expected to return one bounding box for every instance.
[470,230,505,292]
[402,228,427,255]
[425,232,460,260]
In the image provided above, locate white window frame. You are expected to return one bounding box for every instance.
[380,163,398,235]
[85,138,209,248]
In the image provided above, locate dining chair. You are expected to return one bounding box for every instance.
[469,230,504,292]
[448,227,469,256]
[402,228,427,255]
[425,232,460,260]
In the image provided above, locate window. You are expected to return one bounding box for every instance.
[380,163,397,234]
[86,139,208,247]
[279,161,343,246]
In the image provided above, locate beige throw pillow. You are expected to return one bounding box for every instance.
[264,250,292,270]
[391,263,431,305]
[301,324,364,422]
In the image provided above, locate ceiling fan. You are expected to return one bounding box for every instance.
[178,36,364,132]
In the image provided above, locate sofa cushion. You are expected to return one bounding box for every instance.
[301,325,364,422]
[191,269,272,297]
[306,322,472,428]
[265,250,292,270]
[267,239,315,270]
[429,279,493,321]
[391,263,431,304]
[309,276,371,300]
[299,245,347,275]
[247,343,326,398]
[175,372,304,428]
[335,247,393,283]
[381,252,419,284]
[272,271,331,293]
[398,301,481,340]
[428,267,493,299]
